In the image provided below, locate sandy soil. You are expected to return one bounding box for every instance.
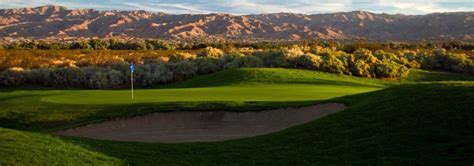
[54,103,346,143]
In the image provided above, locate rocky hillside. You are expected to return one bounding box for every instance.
[0,5,473,41]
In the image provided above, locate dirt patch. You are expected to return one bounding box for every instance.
[54,103,346,143]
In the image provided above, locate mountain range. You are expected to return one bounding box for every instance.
[0,5,473,41]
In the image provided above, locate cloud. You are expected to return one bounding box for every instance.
[0,0,472,14]
[373,0,473,14]
[123,2,213,14]
[187,0,352,14]
[0,0,130,10]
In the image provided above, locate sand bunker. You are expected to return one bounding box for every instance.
[54,103,346,143]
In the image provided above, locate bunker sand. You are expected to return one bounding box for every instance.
[54,103,346,143]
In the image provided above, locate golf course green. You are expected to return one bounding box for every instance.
[1,68,474,165]
[15,68,382,104]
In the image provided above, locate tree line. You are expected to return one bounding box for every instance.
[2,39,473,51]
[1,45,473,89]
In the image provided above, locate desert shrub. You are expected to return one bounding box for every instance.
[283,45,305,60]
[402,50,417,61]
[110,62,130,74]
[198,47,224,58]
[469,61,474,74]
[221,52,244,64]
[416,52,436,69]
[170,61,198,81]
[320,52,347,74]
[229,55,264,68]
[194,58,223,74]
[418,49,474,73]
[254,50,289,67]
[135,62,172,87]
[350,60,373,77]
[0,68,27,86]
[354,48,378,64]
[71,40,92,50]
[90,39,111,50]
[374,50,399,61]
[53,68,85,87]
[293,53,322,70]
[107,70,124,88]
[168,52,197,62]
[35,68,83,87]
[373,61,409,78]
[2,42,473,89]
[87,71,109,89]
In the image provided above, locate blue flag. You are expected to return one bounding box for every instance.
[130,62,135,73]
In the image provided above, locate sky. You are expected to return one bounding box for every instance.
[0,0,472,15]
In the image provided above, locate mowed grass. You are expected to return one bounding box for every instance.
[40,84,377,104]
[41,68,383,104]
[1,68,474,165]
[1,82,473,165]
[0,68,383,131]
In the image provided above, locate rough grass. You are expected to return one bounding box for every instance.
[402,69,474,82]
[1,82,473,165]
[161,68,387,88]
[0,128,123,165]
[1,68,474,165]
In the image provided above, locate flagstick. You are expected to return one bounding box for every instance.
[131,71,134,100]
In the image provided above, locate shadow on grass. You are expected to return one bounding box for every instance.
[0,97,324,132]
[54,82,474,165]
[159,78,385,89]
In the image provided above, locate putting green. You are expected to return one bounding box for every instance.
[40,84,380,104]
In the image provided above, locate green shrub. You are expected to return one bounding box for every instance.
[169,52,197,62]
[374,61,409,78]
[198,47,224,58]
[293,53,322,70]
[320,52,347,74]
[254,50,289,67]
[0,68,27,86]
[354,48,378,64]
[171,61,198,81]
[229,56,264,68]
[135,62,172,86]
[195,58,223,74]
[351,60,373,77]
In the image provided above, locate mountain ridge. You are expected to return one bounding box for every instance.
[0,5,473,41]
